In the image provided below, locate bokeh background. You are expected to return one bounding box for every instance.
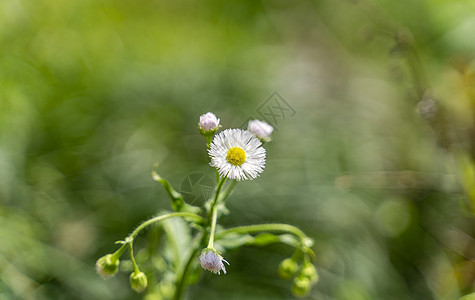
[1,0,475,299]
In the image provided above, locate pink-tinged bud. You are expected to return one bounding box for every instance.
[199,112,220,132]
[199,248,229,275]
[247,119,273,142]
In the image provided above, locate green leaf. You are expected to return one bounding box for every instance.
[152,166,201,214]
[459,294,475,300]
[249,233,280,246]
[161,216,192,269]
[215,233,254,250]
[216,232,301,250]
[248,233,300,248]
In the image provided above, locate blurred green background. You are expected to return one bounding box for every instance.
[1,0,475,299]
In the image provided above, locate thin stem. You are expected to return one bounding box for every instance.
[211,177,226,209]
[214,168,219,184]
[206,136,212,148]
[128,212,204,240]
[128,242,140,274]
[110,242,128,261]
[218,179,237,203]
[216,223,309,243]
[207,204,219,248]
[206,177,226,249]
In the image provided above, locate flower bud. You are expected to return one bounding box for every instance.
[278,258,298,280]
[130,271,148,293]
[247,119,273,142]
[95,254,119,279]
[292,276,311,298]
[301,262,319,284]
[200,248,229,275]
[198,112,220,132]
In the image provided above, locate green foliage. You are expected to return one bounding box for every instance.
[1,0,475,299]
[460,294,475,300]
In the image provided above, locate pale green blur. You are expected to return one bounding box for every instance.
[1,0,475,299]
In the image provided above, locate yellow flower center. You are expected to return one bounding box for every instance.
[226,147,246,166]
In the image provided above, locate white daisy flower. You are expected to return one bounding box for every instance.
[247,119,274,142]
[200,248,229,275]
[208,129,266,181]
[199,112,220,132]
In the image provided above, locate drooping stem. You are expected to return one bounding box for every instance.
[128,212,204,240]
[128,242,140,274]
[110,242,128,261]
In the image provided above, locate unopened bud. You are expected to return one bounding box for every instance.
[292,276,311,298]
[278,258,298,280]
[130,272,148,293]
[301,262,319,284]
[199,112,221,133]
[247,119,273,142]
[95,254,119,279]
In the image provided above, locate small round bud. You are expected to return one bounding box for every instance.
[292,276,312,298]
[302,237,314,248]
[130,272,148,293]
[95,254,119,279]
[278,258,298,280]
[199,112,220,132]
[200,248,229,275]
[247,119,273,142]
[301,263,319,284]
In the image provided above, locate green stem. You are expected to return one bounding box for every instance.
[207,204,219,249]
[209,177,226,213]
[215,223,309,243]
[110,243,128,261]
[218,179,237,203]
[128,242,140,274]
[206,176,226,248]
[206,136,212,148]
[128,212,204,240]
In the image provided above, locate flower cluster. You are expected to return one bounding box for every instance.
[279,257,319,297]
[96,111,317,299]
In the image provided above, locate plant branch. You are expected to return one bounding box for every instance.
[216,223,310,245]
[128,212,204,240]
